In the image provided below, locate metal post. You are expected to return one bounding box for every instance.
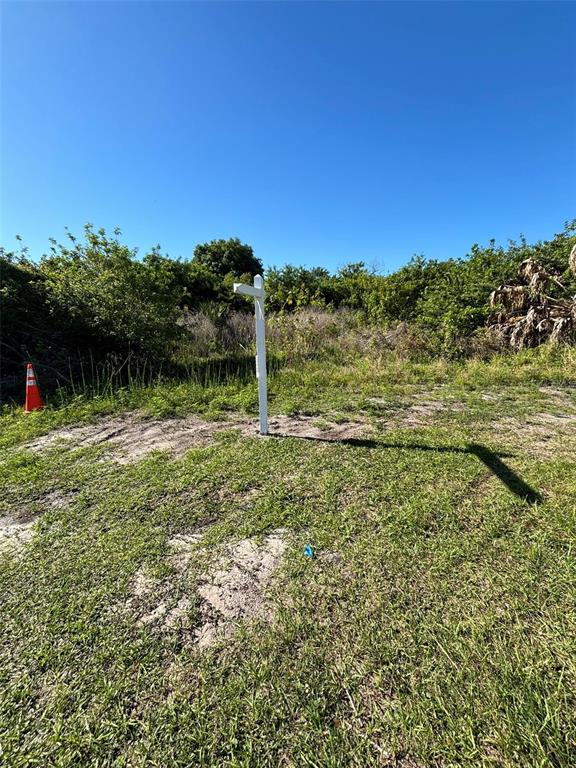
[233,274,268,435]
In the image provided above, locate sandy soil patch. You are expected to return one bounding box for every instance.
[125,528,288,648]
[491,412,576,456]
[266,415,366,442]
[367,397,466,427]
[532,411,576,426]
[397,399,465,427]
[0,490,73,553]
[538,385,576,409]
[195,530,287,647]
[26,414,248,462]
[25,412,369,461]
[0,513,36,551]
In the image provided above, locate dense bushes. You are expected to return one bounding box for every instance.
[1,220,575,402]
[265,222,576,351]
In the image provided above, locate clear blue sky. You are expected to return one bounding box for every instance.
[1,1,575,273]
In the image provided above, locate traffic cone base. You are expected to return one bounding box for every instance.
[24,363,44,412]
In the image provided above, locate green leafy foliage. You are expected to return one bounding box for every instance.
[2,220,575,403]
[265,265,337,310]
[192,237,262,278]
[264,221,576,353]
[39,226,185,355]
[1,251,49,354]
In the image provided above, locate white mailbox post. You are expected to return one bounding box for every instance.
[233,274,268,435]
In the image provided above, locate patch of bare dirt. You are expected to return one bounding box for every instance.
[25,412,370,461]
[491,412,576,457]
[0,513,36,551]
[532,411,576,426]
[538,386,576,408]
[367,397,466,428]
[266,415,366,442]
[0,490,73,553]
[168,530,208,570]
[26,414,251,462]
[195,529,287,648]
[394,399,465,428]
[125,528,288,649]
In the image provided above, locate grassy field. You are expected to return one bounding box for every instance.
[1,349,575,767]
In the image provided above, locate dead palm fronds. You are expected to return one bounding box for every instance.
[488,248,576,349]
[570,244,576,277]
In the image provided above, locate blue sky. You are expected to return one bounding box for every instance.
[1,1,575,273]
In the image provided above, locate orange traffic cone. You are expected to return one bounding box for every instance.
[24,363,44,412]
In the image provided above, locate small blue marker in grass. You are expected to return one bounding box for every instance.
[304,544,314,559]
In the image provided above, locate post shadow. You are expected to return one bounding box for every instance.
[467,443,542,504]
[266,433,542,504]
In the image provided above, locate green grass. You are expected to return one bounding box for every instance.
[1,348,575,766]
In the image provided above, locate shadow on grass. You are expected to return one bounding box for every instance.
[268,433,542,504]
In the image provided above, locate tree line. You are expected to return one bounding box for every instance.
[1,220,575,399]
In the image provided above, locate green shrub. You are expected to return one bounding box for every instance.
[2,219,575,403]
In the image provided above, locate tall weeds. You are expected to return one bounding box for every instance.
[5,306,575,408]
